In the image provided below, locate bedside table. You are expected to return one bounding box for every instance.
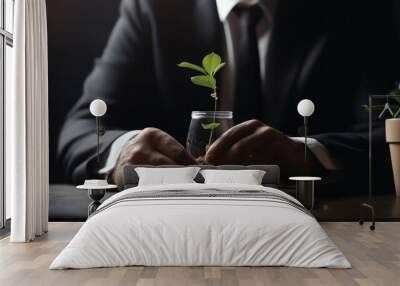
[77,180,117,216]
[289,176,321,210]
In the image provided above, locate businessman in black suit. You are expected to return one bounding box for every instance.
[58,0,400,191]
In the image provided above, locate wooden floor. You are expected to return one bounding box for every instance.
[1,222,400,286]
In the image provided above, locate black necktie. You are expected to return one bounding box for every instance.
[234,4,263,124]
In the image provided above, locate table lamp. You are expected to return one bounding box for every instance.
[291,99,319,210]
[297,99,315,162]
[90,99,107,163]
[76,99,117,217]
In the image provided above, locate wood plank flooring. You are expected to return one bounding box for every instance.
[0,222,399,286]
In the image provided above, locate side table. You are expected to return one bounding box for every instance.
[77,180,117,216]
[289,176,321,210]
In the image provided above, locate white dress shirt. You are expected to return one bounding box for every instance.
[99,0,337,174]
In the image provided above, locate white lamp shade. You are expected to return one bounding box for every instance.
[297,99,315,117]
[90,99,107,117]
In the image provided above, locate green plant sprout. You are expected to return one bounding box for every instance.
[178,52,226,150]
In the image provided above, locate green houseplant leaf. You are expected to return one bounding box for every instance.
[191,75,216,89]
[208,75,216,90]
[201,122,220,130]
[212,62,226,76]
[202,52,221,75]
[177,62,207,75]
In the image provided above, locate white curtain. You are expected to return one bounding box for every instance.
[7,0,49,242]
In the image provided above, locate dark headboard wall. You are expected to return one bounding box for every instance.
[47,0,121,183]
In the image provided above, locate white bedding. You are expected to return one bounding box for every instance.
[50,183,351,269]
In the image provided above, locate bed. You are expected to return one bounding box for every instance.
[50,165,350,269]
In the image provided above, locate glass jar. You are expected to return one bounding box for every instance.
[186,111,233,159]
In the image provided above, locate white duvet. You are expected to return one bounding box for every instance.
[50,183,350,269]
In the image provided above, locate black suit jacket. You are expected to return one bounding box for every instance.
[58,0,400,192]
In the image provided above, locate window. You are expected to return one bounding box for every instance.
[0,0,14,229]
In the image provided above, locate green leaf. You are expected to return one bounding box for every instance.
[202,52,221,75]
[212,62,226,75]
[191,75,216,89]
[201,122,220,130]
[177,62,207,74]
[208,75,216,89]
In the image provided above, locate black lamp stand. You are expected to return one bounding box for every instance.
[304,116,308,162]
[95,116,106,164]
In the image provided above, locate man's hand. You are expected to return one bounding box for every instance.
[205,120,322,179]
[112,128,196,188]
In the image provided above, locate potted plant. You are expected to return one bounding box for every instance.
[363,90,400,196]
[178,52,233,158]
[386,89,400,196]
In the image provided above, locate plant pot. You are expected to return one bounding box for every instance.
[386,118,400,196]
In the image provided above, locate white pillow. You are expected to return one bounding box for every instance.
[200,169,266,185]
[135,167,201,186]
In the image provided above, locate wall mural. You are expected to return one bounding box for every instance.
[47,0,400,222]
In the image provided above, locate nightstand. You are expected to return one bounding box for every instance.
[77,180,117,216]
[289,176,321,210]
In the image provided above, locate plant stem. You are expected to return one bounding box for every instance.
[207,89,218,149]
